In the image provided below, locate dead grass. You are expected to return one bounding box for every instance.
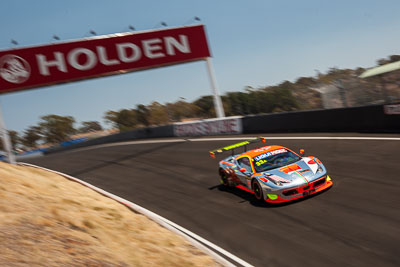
[0,162,220,266]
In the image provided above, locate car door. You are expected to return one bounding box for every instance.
[236,156,253,188]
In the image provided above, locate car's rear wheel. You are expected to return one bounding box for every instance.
[252,179,264,201]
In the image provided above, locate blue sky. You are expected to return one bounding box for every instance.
[1,0,400,132]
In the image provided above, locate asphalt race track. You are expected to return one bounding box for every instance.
[25,134,400,267]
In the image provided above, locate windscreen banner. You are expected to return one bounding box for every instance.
[0,25,211,94]
[174,117,243,137]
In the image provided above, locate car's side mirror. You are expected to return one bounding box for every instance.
[239,168,251,176]
[299,149,305,156]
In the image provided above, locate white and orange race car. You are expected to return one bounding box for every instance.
[209,137,333,203]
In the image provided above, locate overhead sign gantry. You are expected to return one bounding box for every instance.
[0,25,225,163]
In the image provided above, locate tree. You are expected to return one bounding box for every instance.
[104,109,138,131]
[21,126,42,149]
[165,100,200,121]
[224,92,251,115]
[79,121,102,133]
[377,58,389,66]
[148,102,169,125]
[295,77,316,87]
[104,110,119,128]
[389,55,400,63]
[39,115,76,143]
[193,96,215,118]
[136,104,150,127]
[270,87,299,112]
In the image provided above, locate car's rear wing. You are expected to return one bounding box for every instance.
[209,136,266,158]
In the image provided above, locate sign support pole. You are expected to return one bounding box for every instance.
[0,102,16,164]
[205,57,225,118]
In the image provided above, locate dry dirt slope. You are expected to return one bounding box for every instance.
[0,162,219,266]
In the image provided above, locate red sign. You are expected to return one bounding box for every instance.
[0,25,211,94]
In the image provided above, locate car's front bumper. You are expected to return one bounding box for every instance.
[264,176,333,203]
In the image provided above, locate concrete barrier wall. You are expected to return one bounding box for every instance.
[45,125,174,154]
[44,104,399,155]
[242,104,400,133]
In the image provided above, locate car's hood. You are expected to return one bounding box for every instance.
[258,157,325,186]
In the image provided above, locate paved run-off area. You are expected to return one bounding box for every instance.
[25,134,400,267]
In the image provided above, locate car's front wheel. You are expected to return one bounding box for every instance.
[252,179,264,201]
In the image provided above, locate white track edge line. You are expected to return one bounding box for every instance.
[54,136,400,154]
[188,137,400,141]
[60,139,187,154]
[18,162,253,267]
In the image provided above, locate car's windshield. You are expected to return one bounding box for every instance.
[252,149,301,172]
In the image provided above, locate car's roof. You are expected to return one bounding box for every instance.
[237,145,287,159]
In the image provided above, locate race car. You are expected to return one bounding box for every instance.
[209,137,332,203]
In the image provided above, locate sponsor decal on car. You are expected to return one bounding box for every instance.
[304,158,318,174]
[254,149,287,161]
[259,177,268,183]
[263,173,290,183]
[253,146,272,153]
[279,164,301,174]
[307,159,316,164]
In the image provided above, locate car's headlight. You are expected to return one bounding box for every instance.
[317,164,323,173]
